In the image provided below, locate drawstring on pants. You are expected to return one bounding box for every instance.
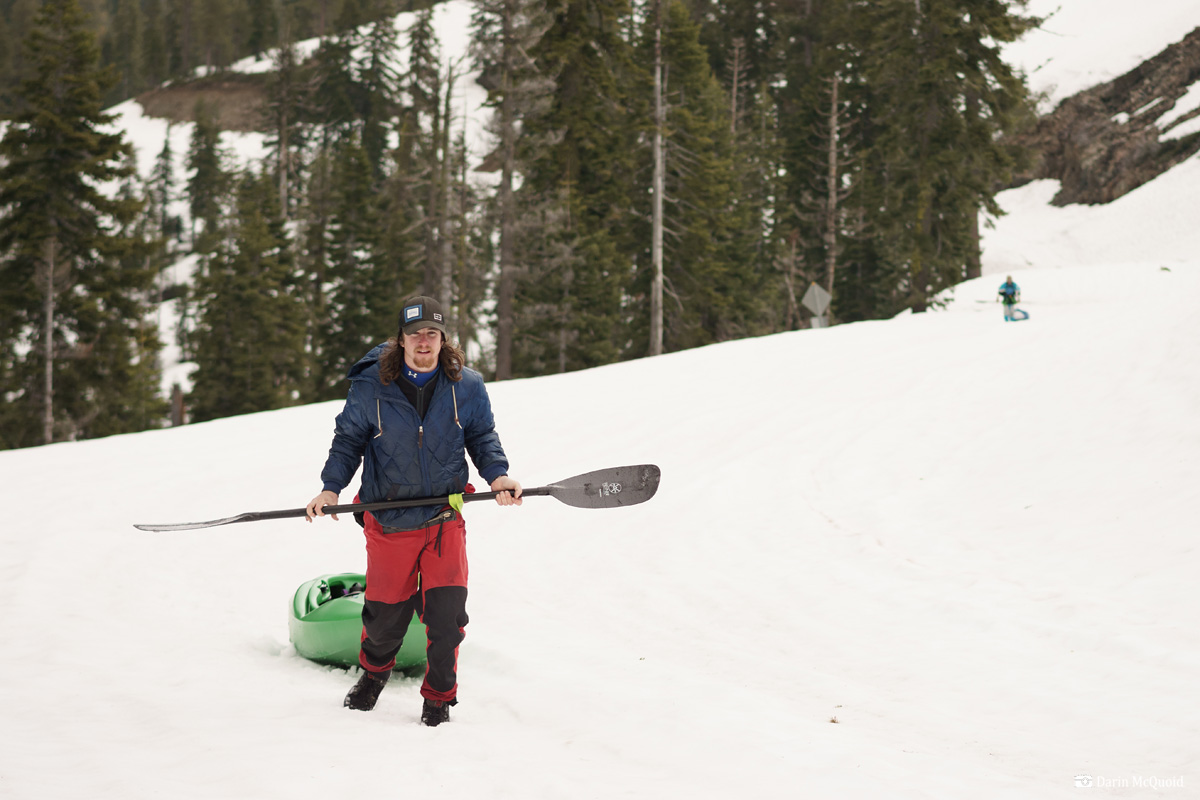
[429,509,455,558]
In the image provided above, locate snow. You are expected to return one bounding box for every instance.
[2,2,1199,798]
[1005,0,1200,110]
[4,255,1198,799]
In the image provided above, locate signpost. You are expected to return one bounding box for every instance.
[801,282,831,328]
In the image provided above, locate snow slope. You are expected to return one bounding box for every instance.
[1005,0,1200,110]
[1,2,1198,798]
[1,254,1197,799]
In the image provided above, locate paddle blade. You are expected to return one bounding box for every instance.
[133,514,256,532]
[548,464,661,509]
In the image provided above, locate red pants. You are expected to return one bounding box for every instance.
[360,508,469,704]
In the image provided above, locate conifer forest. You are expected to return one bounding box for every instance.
[0,0,1040,448]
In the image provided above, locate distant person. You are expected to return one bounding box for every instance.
[305,295,522,726]
[998,276,1028,321]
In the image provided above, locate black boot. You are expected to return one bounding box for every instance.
[420,698,450,727]
[344,669,391,711]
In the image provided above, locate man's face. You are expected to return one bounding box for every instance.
[403,328,443,372]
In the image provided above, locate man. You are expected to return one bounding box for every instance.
[306,295,522,726]
[997,275,1028,321]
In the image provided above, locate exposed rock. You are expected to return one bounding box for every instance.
[1014,26,1200,205]
[135,72,269,133]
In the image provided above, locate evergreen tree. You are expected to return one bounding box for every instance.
[64,166,170,438]
[172,0,196,75]
[265,34,315,219]
[195,0,235,72]
[314,134,392,397]
[296,143,336,400]
[188,171,306,421]
[246,0,278,57]
[471,0,553,378]
[515,0,639,375]
[149,125,180,242]
[356,2,401,178]
[448,125,491,364]
[105,0,143,102]
[628,0,751,354]
[309,31,360,135]
[0,14,15,115]
[691,0,782,115]
[0,0,159,447]
[773,0,843,321]
[403,7,445,296]
[1,0,41,115]
[185,100,231,250]
[723,80,787,333]
[854,0,1037,313]
[142,0,170,88]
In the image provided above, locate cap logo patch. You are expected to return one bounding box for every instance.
[404,304,423,322]
[433,312,443,322]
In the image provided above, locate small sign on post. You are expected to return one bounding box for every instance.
[801,282,831,328]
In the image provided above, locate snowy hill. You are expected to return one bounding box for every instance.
[1,256,1197,798]
[1,2,1199,797]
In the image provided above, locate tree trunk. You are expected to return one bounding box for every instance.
[42,236,57,445]
[649,0,664,357]
[965,87,982,280]
[423,72,442,295]
[824,71,840,306]
[278,106,289,219]
[966,205,981,280]
[494,1,516,380]
[438,64,456,333]
[730,38,741,135]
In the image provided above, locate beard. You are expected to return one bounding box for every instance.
[411,352,437,371]
[406,345,440,372]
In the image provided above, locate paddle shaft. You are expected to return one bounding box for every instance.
[133,464,658,530]
[309,487,551,519]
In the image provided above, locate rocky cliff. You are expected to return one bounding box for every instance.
[1015,26,1200,205]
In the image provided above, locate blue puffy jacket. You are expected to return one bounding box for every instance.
[319,343,510,530]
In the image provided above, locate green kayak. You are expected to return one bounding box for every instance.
[289,573,427,669]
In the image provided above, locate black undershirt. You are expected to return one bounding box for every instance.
[398,370,438,419]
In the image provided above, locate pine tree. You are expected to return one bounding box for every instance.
[170,0,196,75]
[185,100,231,250]
[62,167,170,438]
[195,0,234,73]
[245,0,278,58]
[188,171,306,421]
[1,0,43,116]
[314,134,391,398]
[149,126,180,241]
[0,0,159,447]
[855,0,1037,313]
[448,125,490,364]
[403,8,446,297]
[106,0,143,102]
[296,144,337,400]
[142,0,170,88]
[264,34,316,219]
[309,32,360,135]
[471,0,553,378]
[627,0,750,354]
[515,0,640,375]
[356,4,402,179]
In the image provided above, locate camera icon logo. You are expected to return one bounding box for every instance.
[1074,775,1094,788]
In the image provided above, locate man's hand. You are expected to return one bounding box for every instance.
[490,475,523,507]
[306,490,340,521]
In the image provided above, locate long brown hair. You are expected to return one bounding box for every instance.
[378,334,466,385]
